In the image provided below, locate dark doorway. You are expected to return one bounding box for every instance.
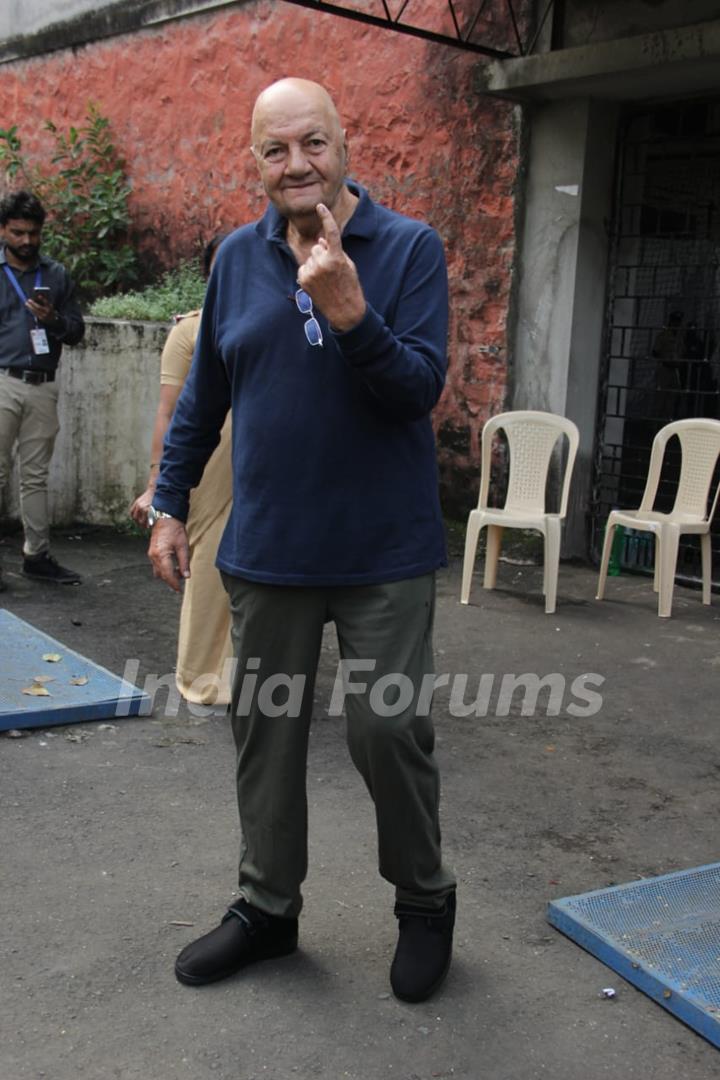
[593,99,720,578]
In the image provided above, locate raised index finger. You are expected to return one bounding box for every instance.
[316,203,342,251]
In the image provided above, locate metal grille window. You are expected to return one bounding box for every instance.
[593,100,720,581]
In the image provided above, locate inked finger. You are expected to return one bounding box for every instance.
[317,203,341,250]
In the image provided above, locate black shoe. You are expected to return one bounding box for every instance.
[22,552,81,584]
[174,898,298,986]
[390,890,456,1003]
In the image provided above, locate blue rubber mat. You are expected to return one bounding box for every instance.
[548,862,720,1047]
[0,609,150,730]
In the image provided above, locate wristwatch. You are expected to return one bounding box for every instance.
[147,505,175,527]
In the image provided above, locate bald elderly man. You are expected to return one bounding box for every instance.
[149,77,456,1003]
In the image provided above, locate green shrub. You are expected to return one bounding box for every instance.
[0,104,139,299]
[89,261,206,321]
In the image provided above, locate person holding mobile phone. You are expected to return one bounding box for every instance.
[0,189,85,589]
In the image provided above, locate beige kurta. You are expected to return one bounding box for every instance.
[161,311,233,705]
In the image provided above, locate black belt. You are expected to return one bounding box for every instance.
[0,367,55,385]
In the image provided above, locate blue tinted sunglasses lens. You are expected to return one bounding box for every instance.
[295,289,313,314]
[295,288,323,346]
[304,318,323,347]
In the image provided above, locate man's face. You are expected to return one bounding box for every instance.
[252,89,348,222]
[2,218,42,265]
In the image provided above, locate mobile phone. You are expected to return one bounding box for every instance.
[33,287,51,302]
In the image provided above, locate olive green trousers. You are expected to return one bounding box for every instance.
[221,572,456,919]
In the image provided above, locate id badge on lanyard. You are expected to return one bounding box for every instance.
[3,264,50,356]
[30,328,50,354]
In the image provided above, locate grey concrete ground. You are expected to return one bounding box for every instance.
[1,525,719,1080]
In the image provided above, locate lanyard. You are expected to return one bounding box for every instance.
[3,264,42,323]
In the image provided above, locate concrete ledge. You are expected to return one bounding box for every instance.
[476,17,720,102]
[6,318,166,526]
[0,0,241,64]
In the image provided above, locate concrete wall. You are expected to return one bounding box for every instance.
[512,97,618,556]
[2,0,103,39]
[487,2,720,557]
[560,0,720,48]
[5,320,166,525]
[0,0,239,53]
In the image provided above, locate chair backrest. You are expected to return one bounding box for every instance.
[639,418,720,521]
[478,410,580,516]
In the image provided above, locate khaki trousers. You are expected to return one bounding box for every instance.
[0,372,59,556]
[176,505,233,705]
[221,571,456,919]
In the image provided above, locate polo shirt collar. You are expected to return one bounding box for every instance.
[256,180,377,243]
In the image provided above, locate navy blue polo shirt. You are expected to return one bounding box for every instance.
[153,182,448,586]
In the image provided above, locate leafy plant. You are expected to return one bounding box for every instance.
[0,104,138,298]
[89,261,207,321]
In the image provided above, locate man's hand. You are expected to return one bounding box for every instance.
[296,203,366,332]
[26,295,58,326]
[148,516,190,593]
[129,487,155,529]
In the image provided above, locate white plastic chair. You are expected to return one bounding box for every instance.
[596,418,720,618]
[460,411,579,614]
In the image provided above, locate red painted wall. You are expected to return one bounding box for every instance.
[0,1,520,512]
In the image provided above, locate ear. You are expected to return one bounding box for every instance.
[342,128,350,169]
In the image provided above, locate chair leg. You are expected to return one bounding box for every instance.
[460,514,482,605]
[651,532,660,592]
[544,518,561,615]
[596,519,615,601]
[483,524,503,590]
[701,531,712,606]
[657,525,680,618]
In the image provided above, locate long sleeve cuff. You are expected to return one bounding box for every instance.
[330,302,386,361]
[150,489,190,523]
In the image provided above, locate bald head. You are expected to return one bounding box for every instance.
[251,78,343,148]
